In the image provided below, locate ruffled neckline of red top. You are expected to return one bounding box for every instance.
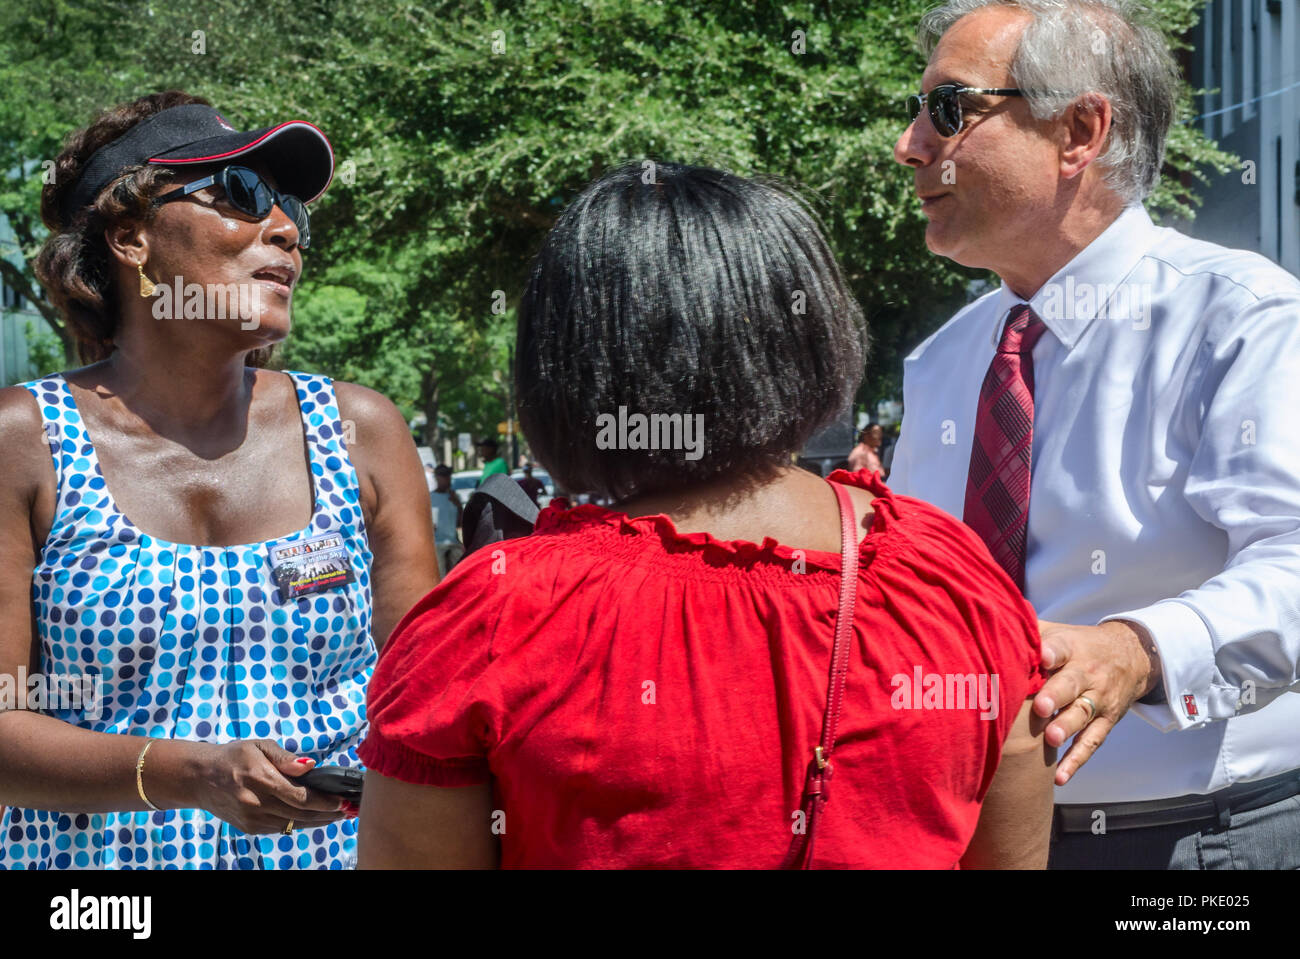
[532,469,899,576]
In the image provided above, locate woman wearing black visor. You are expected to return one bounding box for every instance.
[0,91,438,869]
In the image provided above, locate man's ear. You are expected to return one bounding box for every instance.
[104,219,149,271]
[1059,93,1112,181]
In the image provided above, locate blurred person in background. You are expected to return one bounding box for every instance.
[879,423,900,479]
[846,423,884,475]
[0,91,438,869]
[515,462,545,507]
[475,438,508,485]
[430,465,465,577]
[358,162,1055,869]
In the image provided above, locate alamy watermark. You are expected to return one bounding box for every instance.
[50,889,151,939]
[148,276,281,330]
[595,406,705,461]
[1038,278,1153,330]
[890,667,1000,720]
[0,668,104,719]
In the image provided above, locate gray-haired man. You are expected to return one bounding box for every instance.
[890,0,1300,868]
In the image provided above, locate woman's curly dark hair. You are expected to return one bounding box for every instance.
[35,91,272,367]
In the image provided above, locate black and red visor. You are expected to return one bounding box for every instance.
[61,103,334,224]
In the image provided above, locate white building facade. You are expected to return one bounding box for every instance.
[1181,0,1300,277]
[0,212,48,386]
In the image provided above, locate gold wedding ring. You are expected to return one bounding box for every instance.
[1076,695,1097,722]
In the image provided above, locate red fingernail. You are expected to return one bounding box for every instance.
[295,757,314,764]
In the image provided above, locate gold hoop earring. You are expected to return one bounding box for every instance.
[137,263,157,297]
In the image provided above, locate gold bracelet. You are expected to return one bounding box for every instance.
[135,739,161,812]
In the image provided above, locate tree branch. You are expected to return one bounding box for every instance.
[0,259,65,342]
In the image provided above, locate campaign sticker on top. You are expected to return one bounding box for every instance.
[268,531,356,601]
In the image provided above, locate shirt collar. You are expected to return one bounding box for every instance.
[993,204,1160,351]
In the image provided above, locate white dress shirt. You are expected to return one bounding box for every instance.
[889,204,1300,803]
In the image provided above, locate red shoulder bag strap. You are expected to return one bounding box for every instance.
[780,480,860,869]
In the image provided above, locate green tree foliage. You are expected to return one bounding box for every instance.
[0,0,1234,444]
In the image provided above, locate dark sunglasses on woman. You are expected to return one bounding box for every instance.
[905,84,1024,138]
[153,164,312,249]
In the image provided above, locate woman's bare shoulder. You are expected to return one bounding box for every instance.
[0,383,52,461]
[0,384,58,520]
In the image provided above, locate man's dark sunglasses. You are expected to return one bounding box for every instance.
[905,84,1024,137]
[154,164,311,249]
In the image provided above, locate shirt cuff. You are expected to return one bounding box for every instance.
[1099,600,1236,731]
[357,731,490,787]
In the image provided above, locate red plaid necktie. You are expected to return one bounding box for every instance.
[963,304,1047,591]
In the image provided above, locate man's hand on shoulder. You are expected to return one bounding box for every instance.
[1033,618,1162,786]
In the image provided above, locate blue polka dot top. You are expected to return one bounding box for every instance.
[0,371,375,869]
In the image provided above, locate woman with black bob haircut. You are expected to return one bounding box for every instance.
[516,162,866,498]
[358,162,1055,869]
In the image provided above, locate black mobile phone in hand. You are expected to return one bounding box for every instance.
[296,765,365,802]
